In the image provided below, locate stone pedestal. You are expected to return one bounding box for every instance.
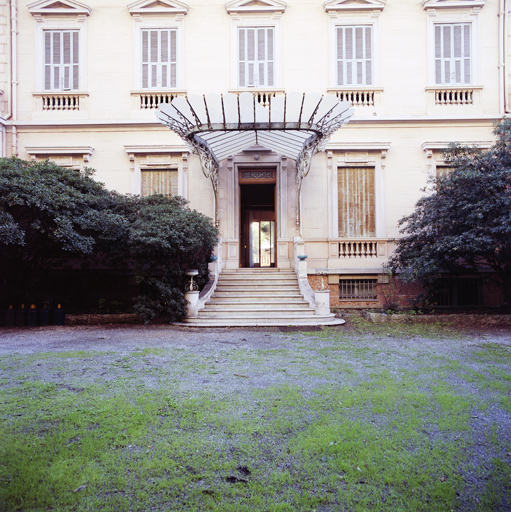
[185,290,200,318]
[314,290,331,316]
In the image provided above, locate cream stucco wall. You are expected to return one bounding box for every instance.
[3,0,508,274]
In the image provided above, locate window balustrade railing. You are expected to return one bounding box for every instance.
[228,89,286,108]
[434,88,474,105]
[332,89,375,107]
[135,91,187,109]
[38,93,85,111]
[335,240,388,258]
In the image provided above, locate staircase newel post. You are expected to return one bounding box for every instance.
[314,270,331,315]
[185,269,200,318]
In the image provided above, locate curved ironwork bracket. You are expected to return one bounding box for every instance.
[296,137,321,227]
[195,140,220,227]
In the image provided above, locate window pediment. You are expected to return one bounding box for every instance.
[225,0,287,15]
[28,0,91,16]
[128,0,189,16]
[422,0,485,9]
[324,0,386,12]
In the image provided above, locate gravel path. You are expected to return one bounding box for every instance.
[1,321,510,510]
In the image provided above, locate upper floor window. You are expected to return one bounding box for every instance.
[29,0,90,93]
[238,27,274,88]
[336,25,372,87]
[423,0,485,87]
[128,0,188,91]
[44,30,80,91]
[434,23,471,85]
[141,29,177,89]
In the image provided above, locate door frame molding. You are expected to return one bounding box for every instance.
[238,167,277,268]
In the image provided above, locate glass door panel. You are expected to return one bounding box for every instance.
[248,213,275,267]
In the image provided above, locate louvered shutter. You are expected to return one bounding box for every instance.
[336,26,372,87]
[338,167,376,238]
[238,27,274,87]
[434,23,471,85]
[141,29,177,89]
[44,32,52,90]
[44,30,79,91]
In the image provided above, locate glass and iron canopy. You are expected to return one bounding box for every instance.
[156,91,354,225]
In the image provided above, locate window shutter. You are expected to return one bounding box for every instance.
[44,32,52,90]
[238,28,246,87]
[53,32,61,90]
[338,167,375,238]
[72,31,79,90]
[141,29,177,89]
[337,27,344,86]
[142,30,149,88]
[161,30,168,88]
[267,28,274,86]
[435,23,471,85]
[345,27,353,85]
[365,26,372,85]
[464,24,471,83]
[238,27,274,88]
[170,30,177,88]
[247,28,255,86]
[63,31,71,90]
[150,31,158,88]
[336,25,372,87]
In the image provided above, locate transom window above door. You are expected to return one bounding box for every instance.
[238,27,275,88]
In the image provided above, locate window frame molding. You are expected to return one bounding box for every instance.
[326,142,390,240]
[30,8,89,93]
[424,3,484,87]
[327,8,383,89]
[129,7,186,91]
[124,145,189,198]
[228,12,283,90]
[422,140,491,179]
[25,145,94,170]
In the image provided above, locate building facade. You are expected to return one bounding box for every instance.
[1,0,509,308]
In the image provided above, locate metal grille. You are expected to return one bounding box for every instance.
[339,279,377,300]
[240,170,274,180]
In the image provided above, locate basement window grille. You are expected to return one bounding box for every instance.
[339,279,377,300]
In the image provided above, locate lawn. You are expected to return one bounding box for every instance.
[0,319,510,511]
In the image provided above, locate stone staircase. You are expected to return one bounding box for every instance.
[182,268,344,327]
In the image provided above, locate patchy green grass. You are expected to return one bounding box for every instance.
[0,327,510,511]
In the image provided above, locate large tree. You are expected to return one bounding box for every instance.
[0,157,218,321]
[389,119,511,306]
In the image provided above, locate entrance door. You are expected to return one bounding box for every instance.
[240,180,276,268]
[248,211,275,267]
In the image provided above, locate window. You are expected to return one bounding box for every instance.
[129,1,187,92]
[339,278,377,300]
[434,23,471,85]
[141,29,177,89]
[141,169,178,197]
[336,26,372,86]
[337,167,375,238]
[44,30,80,91]
[238,27,274,88]
[29,0,90,94]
